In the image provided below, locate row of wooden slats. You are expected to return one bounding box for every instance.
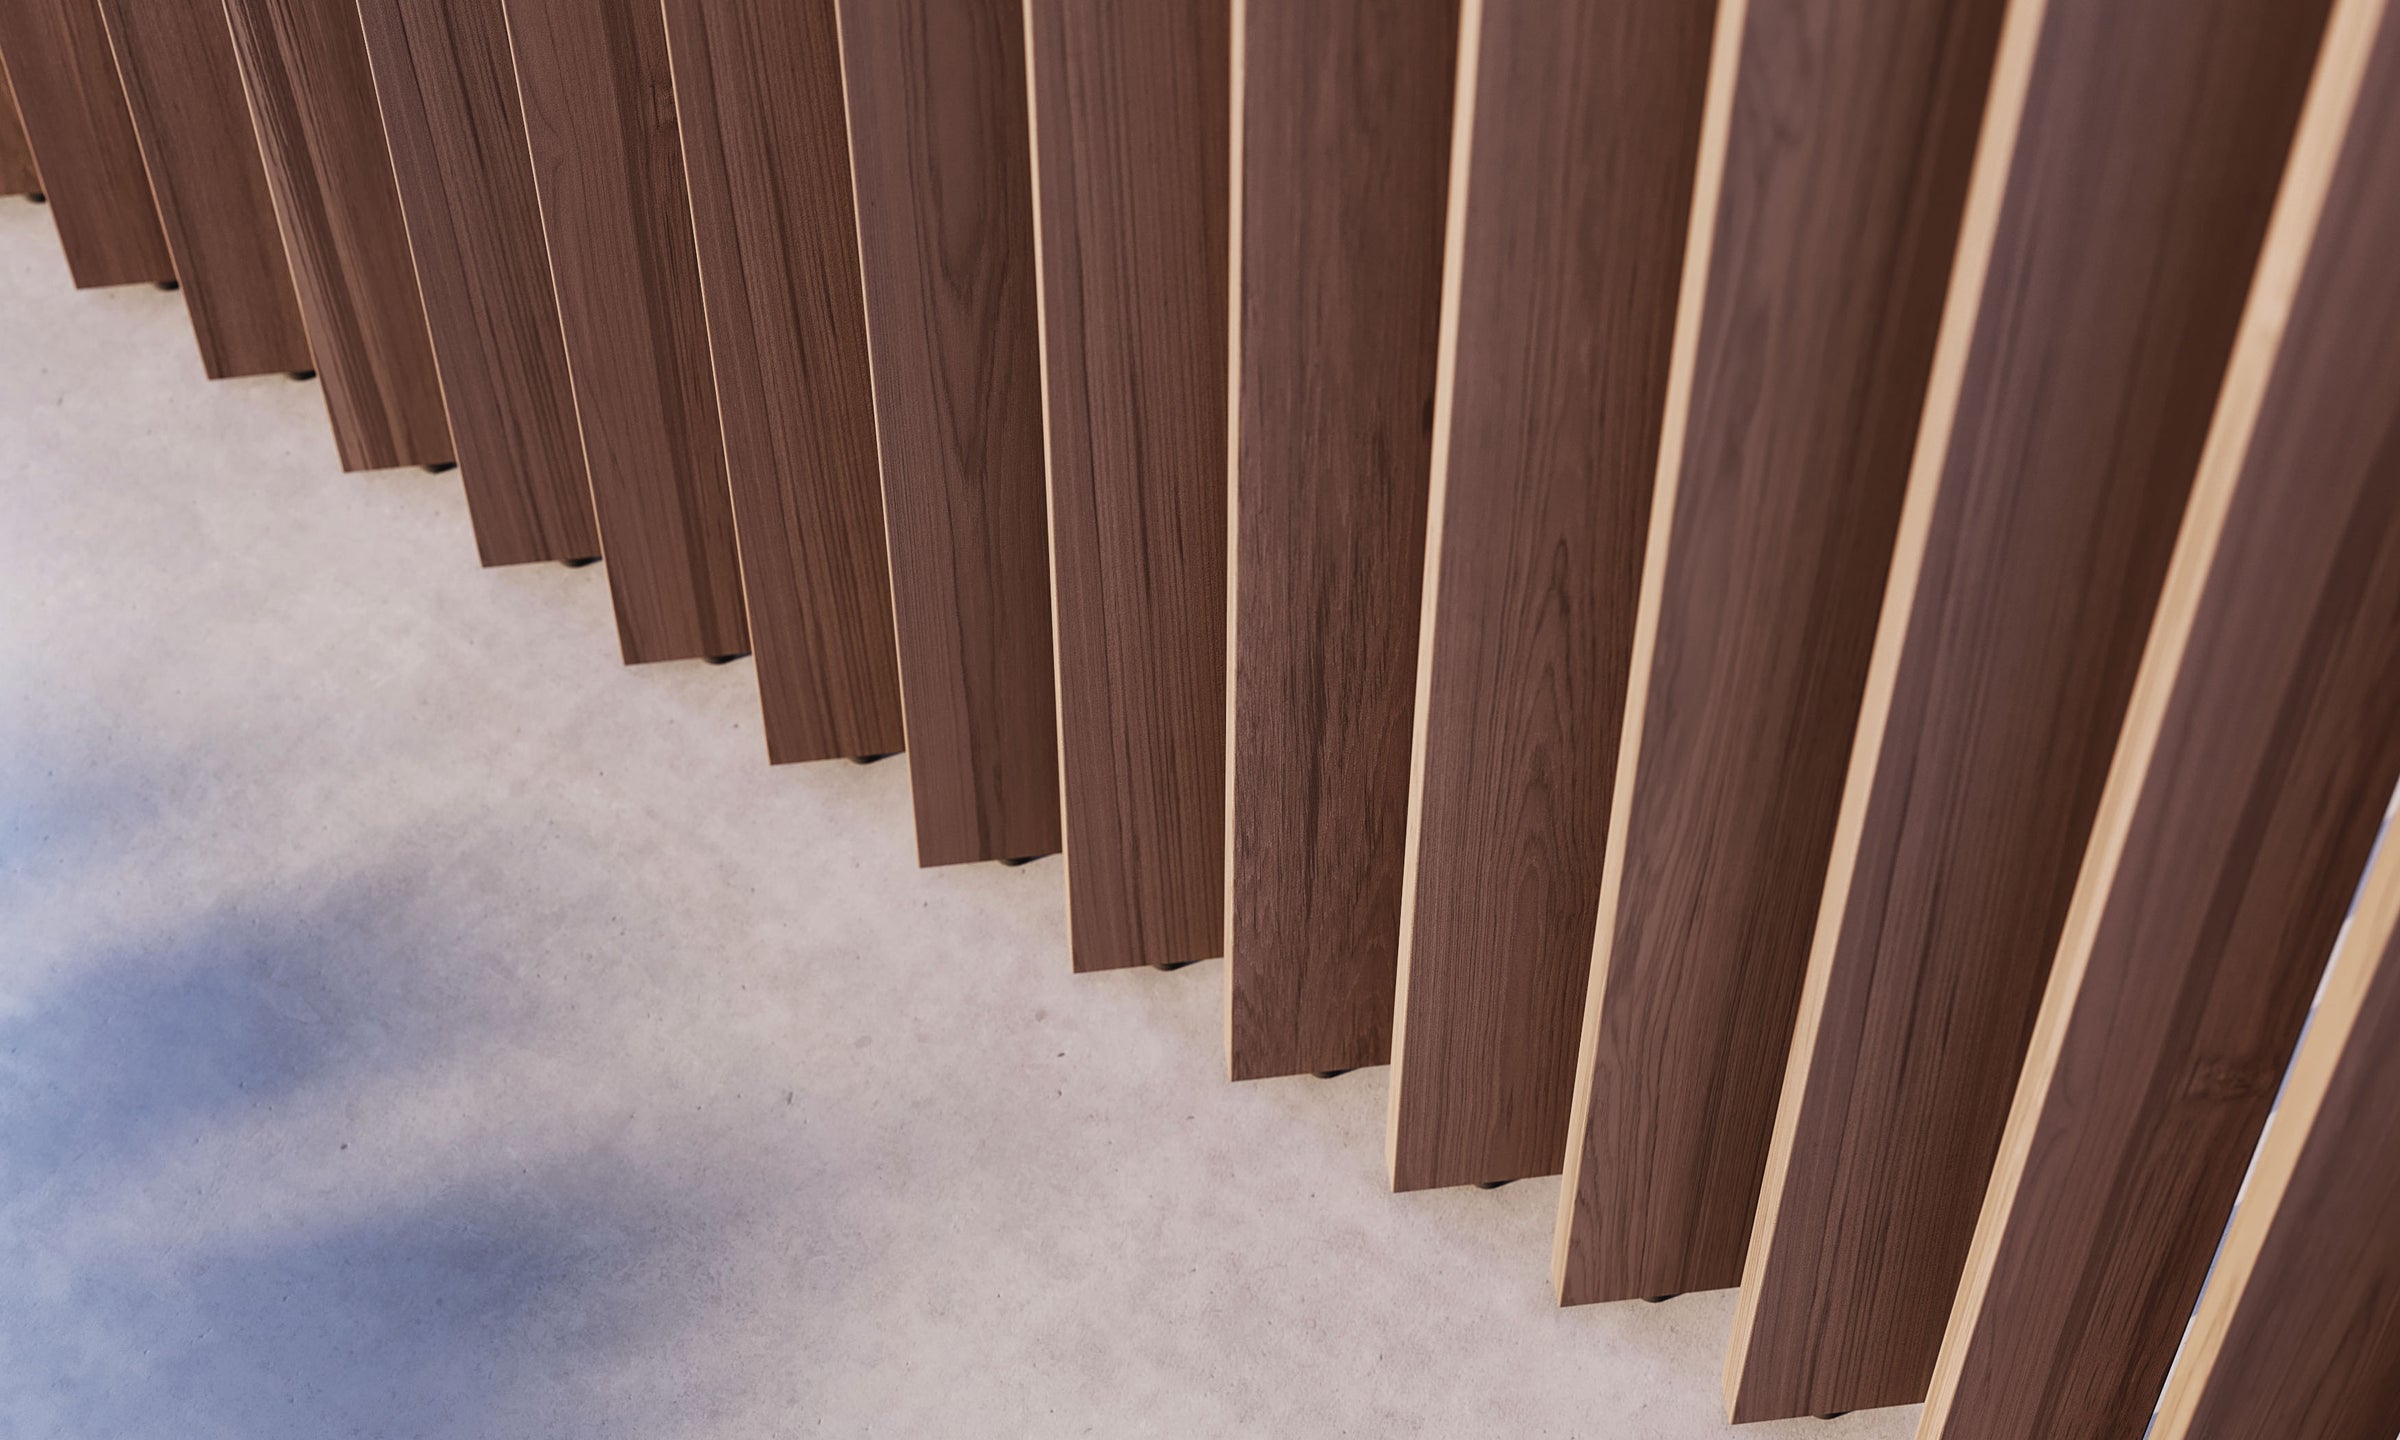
[0,0,2394,1434]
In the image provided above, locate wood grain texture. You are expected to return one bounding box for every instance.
[222,0,453,471]
[1926,2,2400,1432]
[355,0,600,566]
[1384,0,1716,1191]
[2153,808,2400,1440]
[661,0,904,762]
[1023,0,1228,969]
[0,61,39,193]
[0,0,170,285]
[1552,0,2005,1304]
[1223,0,1455,1080]
[836,0,1059,864]
[95,0,310,377]
[1724,0,2335,1420]
[502,0,747,664]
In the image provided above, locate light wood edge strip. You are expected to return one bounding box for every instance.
[1916,0,2386,1429]
[1018,0,1075,956]
[2150,809,2400,1436]
[1719,0,2052,1410]
[1548,0,1746,1299]
[1383,0,1484,1188]
[1220,0,1245,1074]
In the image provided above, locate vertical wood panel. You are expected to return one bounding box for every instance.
[1384,0,1716,1191]
[222,0,454,471]
[1552,0,2005,1303]
[0,0,170,286]
[1724,0,2335,1419]
[836,0,1059,865]
[354,0,600,566]
[1023,0,1228,970]
[95,0,311,378]
[2152,819,2400,1440]
[502,0,748,664]
[0,63,39,194]
[660,0,905,763]
[1926,1,2400,1431]
[1223,0,1455,1080]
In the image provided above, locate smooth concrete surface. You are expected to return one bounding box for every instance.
[0,201,1921,1439]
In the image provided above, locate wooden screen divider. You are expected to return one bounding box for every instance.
[1384,0,1716,1192]
[0,0,171,287]
[223,0,453,471]
[834,0,1060,866]
[1722,0,2335,1419]
[1551,0,2006,1306]
[1023,0,1228,971]
[0,65,40,195]
[660,0,906,764]
[11,4,2400,1432]
[354,0,600,568]
[502,0,748,665]
[1924,0,2400,1429]
[1222,0,1454,1081]
[95,0,310,378]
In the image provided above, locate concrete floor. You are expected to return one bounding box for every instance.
[0,202,1920,1439]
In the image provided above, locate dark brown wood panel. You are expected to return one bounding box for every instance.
[660,0,904,763]
[1,52,47,193]
[222,0,453,471]
[2153,801,2400,1440]
[1927,2,2400,1432]
[835,0,1059,866]
[0,0,170,286]
[502,0,747,664]
[1384,0,1716,1191]
[1724,0,2335,1420]
[95,0,310,377]
[1550,0,2005,1304]
[355,0,599,566]
[1023,0,1227,969]
[1224,0,1455,1081]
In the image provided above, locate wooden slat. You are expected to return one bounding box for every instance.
[1022,0,1228,969]
[354,0,600,566]
[1384,0,1716,1191]
[1724,0,2335,1420]
[222,0,453,471]
[94,0,311,378]
[1552,0,2006,1303]
[834,0,1059,866]
[1926,0,2400,1431]
[1,50,47,193]
[502,0,747,664]
[2152,825,2400,1440]
[1223,0,1455,1080]
[0,0,170,286]
[659,0,905,763]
